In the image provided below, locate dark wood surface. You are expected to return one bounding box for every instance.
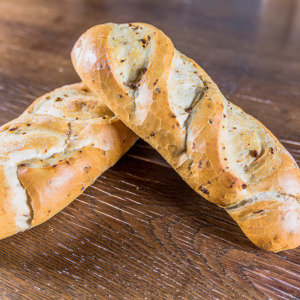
[0,0,300,299]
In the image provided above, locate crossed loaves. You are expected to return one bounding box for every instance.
[72,22,300,252]
[0,83,137,240]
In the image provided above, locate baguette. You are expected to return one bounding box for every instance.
[72,23,300,252]
[0,82,137,240]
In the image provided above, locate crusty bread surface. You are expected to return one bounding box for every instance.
[0,82,137,239]
[72,23,300,252]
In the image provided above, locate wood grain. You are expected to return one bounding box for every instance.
[0,0,299,299]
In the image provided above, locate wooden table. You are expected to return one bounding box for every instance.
[0,0,299,299]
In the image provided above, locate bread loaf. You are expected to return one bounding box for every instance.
[72,23,300,252]
[0,82,137,240]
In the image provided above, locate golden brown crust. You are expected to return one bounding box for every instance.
[0,166,19,238]
[72,23,300,252]
[19,147,108,226]
[0,83,137,239]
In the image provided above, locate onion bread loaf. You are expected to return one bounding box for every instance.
[72,23,300,252]
[0,83,137,240]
